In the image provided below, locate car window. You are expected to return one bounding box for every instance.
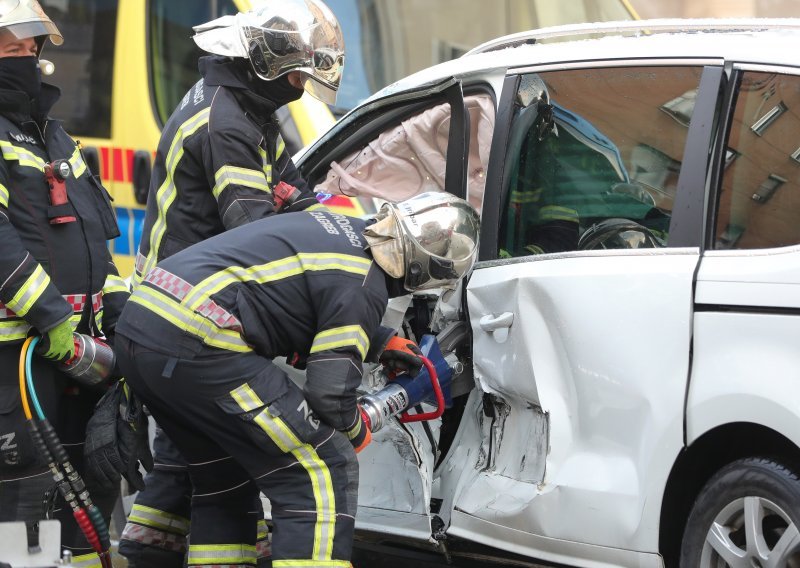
[315,93,495,214]
[499,66,704,258]
[714,70,800,250]
[41,0,118,138]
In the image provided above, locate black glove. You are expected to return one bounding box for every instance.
[84,380,153,491]
[379,335,424,377]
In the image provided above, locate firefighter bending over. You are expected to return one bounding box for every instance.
[112,193,480,568]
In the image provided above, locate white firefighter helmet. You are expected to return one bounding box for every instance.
[0,0,62,48]
[364,192,481,292]
[192,0,344,105]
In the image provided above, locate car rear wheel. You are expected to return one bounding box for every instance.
[680,457,800,568]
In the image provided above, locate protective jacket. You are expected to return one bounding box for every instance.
[134,56,321,285]
[0,83,128,345]
[118,210,396,438]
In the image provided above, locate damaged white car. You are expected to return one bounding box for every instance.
[295,19,800,568]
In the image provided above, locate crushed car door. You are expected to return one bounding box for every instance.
[443,64,722,565]
[297,77,474,542]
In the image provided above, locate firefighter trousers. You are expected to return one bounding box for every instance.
[116,335,358,568]
[0,346,118,568]
[118,425,271,567]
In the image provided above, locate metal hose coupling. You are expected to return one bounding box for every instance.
[59,333,115,387]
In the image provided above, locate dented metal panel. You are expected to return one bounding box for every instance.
[446,250,697,564]
[355,366,439,542]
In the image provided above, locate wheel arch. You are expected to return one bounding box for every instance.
[658,422,800,567]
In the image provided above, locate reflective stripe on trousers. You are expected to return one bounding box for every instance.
[187,543,257,567]
[69,552,103,568]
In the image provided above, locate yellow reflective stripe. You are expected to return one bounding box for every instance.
[273,561,351,568]
[187,543,257,565]
[0,183,8,207]
[140,107,211,285]
[345,417,362,441]
[238,385,335,562]
[230,383,265,412]
[129,504,190,534]
[213,165,271,199]
[7,265,50,317]
[185,253,371,310]
[130,287,250,352]
[275,135,286,160]
[539,205,579,223]
[257,518,269,540]
[103,274,129,294]
[510,187,542,204]
[305,203,326,212]
[310,325,369,360]
[68,145,87,178]
[0,310,79,342]
[0,320,31,340]
[0,141,45,170]
[70,553,103,568]
[258,146,273,184]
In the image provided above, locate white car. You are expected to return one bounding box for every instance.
[296,19,800,568]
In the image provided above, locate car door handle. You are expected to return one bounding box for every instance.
[479,312,514,332]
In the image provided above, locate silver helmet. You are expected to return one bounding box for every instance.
[364,192,481,292]
[192,0,344,105]
[0,0,62,48]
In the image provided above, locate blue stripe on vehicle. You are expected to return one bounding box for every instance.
[112,207,131,255]
[111,207,147,257]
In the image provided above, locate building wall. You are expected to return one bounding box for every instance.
[631,0,800,18]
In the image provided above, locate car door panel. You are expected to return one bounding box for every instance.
[690,64,800,448]
[448,252,697,556]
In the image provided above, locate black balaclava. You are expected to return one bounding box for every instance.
[254,73,305,108]
[0,56,41,102]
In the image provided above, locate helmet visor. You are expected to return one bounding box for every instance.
[0,1,62,45]
[3,20,61,45]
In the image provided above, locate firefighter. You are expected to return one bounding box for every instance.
[119,1,345,565]
[0,2,129,567]
[112,192,479,568]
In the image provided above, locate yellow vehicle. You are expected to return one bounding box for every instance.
[39,0,637,277]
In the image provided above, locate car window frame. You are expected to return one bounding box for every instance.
[297,77,485,197]
[478,58,725,263]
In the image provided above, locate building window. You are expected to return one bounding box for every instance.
[750,101,787,136]
[751,174,786,204]
[660,89,697,127]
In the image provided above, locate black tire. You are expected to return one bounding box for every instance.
[680,457,800,568]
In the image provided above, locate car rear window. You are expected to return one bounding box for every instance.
[714,70,800,250]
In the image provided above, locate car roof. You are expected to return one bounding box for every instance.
[368,18,800,101]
